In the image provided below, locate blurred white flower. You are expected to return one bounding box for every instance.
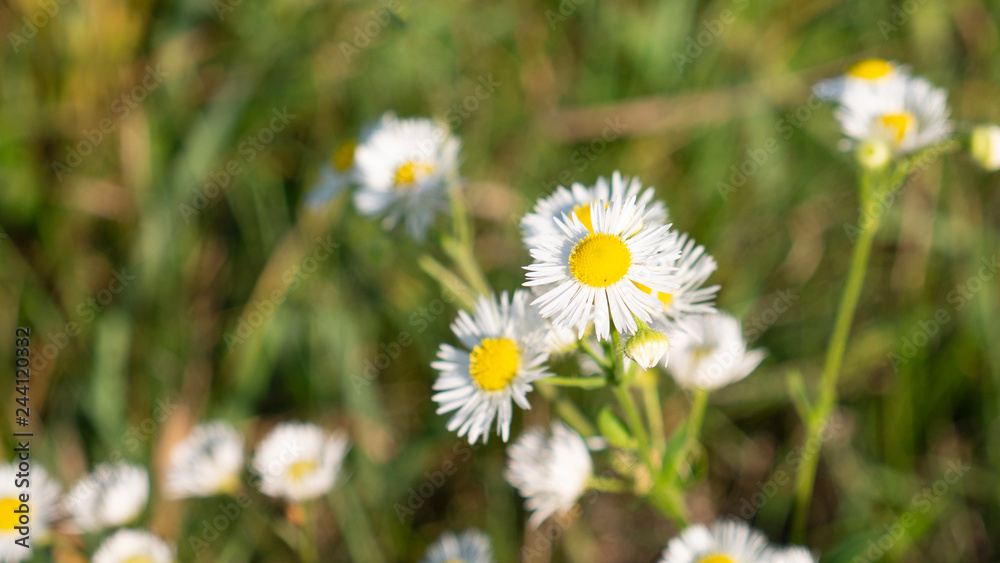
[165,421,244,499]
[64,463,148,532]
[659,520,770,563]
[525,196,679,341]
[305,140,356,208]
[92,529,174,563]
[0,463,61,562]
[813,58,908,104]
[666,312,765,390]
[504,421,592,528]
[856,138,892,170]
[970,124,1000,171]
[420,528,494,563]
[834,73,951,155]
[432,290,551,444]
[252,422,349,503]
[645,232,719,324]
[773,546,817,563]
[521,172,668,247]
[352,112,461,240]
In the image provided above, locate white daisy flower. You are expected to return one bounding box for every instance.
[164,421,244,499]
[0,463,61,562]
[971,124,1000,171]
[772,547,817,563]
[92,529,174,563]
[834,73,951,155]
[432,290,551,444]
[251,422,349,503]
[813,58,908,103]
[659,520,771,563]
[63,463,148,532]
[525,196,679,341]
[305,140,356,208]
[421,528,494,563]
[352,112,461,240]
[521,172,669,247]
[666,312,765,390]
[643,232,719,323]
[504,422,592,528]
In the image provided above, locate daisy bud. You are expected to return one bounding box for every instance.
[856,138,891,170]
[970,124,1000,171]
[624,324,670,369]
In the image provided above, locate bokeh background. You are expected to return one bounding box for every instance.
[2,0,999,561]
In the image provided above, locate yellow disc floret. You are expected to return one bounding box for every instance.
[124,557,155,563]
[878,111,915,145]
[331,141,356,171]
[286,460,318,482]
[0,497,21,531]
[569,233,632,288]
[697,555,736,563]
[394,161,434,187]
[469,338,520,391]
[847,59,893,80]
[633,282,674,308]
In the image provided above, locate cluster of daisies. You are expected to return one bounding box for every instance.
[433,171,767,447]
[813,57,1000,171]
[0,421,348,562]
[419,520,816,563]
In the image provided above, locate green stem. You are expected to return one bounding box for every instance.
[643,377,666,453]
[297,502,319,563]
[540,375,607,389]
[791,173,882,541]
[664,388,709,487]
[587,475,628,493]
[578,337,612,370]
[537,384,597,437]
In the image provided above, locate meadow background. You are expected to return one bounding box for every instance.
[1,0,999,561]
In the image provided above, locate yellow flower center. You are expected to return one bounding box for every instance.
[847,59,893,80]
[0,498,22,531]
[878,111,915,145]
[394,161,434,187]
[570,201,608,232]
[125,557,155,563]
[633,282,674,308]
[469,337,520,391]
[286,460,317,482]
[216,472,241,494]
[692,345,714,363]
[697,555,736,563]
[330,141,355,171]
[569,233,632,288]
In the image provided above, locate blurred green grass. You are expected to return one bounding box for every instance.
[2,0,1000,561]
